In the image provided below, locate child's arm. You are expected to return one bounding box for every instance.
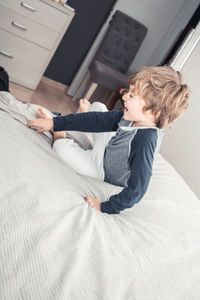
[27,110,123,133]
[53,110,123,133]
[100,135,157,214]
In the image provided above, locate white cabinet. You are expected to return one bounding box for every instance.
[0,0,75,89]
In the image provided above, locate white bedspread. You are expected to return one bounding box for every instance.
[0,92,200,300]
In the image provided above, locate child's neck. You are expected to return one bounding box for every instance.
[131,120,156,128]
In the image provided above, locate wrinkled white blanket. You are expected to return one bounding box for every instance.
[0,92,200,300]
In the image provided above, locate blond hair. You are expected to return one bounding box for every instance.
[128,66,189,128]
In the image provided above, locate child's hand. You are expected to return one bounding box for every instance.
[27,118,53,133]
[85,196,101,212]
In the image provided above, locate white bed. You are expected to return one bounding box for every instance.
[0,91,200,300]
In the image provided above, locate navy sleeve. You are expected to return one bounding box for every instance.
[53,110,123,132]
[100,132,157,214]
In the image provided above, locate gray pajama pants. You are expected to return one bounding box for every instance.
[53,102,115,180]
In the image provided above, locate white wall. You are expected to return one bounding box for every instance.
[67,0,199,96]
[160,22,200,199]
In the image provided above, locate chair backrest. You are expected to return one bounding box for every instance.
[94,10,147,74]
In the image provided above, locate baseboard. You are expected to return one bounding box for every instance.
[40,76,68,92]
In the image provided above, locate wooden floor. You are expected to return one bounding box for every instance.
[10,77,77,115]
[9,76,123,115]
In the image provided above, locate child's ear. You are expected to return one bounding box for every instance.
[155,111,161,118]
[145,109,159,122]
[145,109,155,117]
[149,110,160,118]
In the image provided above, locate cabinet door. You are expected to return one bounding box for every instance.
[0,29,48,89]
[0,5,58,50]
[0,0,67,32]
[45,0,117,85]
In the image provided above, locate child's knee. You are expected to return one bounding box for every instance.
[89,102,108,112]
[53,138,69,153]
[53,138,82,157]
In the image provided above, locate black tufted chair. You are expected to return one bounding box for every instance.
[72,10,147,106]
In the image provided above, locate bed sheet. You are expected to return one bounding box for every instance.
[0,92,200,300]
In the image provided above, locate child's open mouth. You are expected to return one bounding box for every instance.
[124,105,128,112]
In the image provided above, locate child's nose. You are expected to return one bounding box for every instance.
[122,93,126,100]
[122,94,127,102]
[122,89,129,102]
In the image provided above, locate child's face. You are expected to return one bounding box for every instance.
[122,85,153,125]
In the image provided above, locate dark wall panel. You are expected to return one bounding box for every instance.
[44,0,116,85]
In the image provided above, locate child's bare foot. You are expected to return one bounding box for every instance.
[53,131,67,142]
[37,107,53,119]
[78,98,91,113]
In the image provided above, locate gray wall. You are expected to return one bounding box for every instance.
[67,0,199,96]
[160,22,200,199]
[44,0,116,85]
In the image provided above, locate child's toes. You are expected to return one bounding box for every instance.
[78,99,90,113]
[85,99,90,104]
[86,100,91,108]
[37,107,52,119]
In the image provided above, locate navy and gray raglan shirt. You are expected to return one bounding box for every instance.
[53,110,164,215]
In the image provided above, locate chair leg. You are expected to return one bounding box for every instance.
[84,82,98,100]
[71,71,92,102]
[108,88,128,110]
[108,89,121,110]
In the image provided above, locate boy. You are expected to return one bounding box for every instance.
[27,66,189,214]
